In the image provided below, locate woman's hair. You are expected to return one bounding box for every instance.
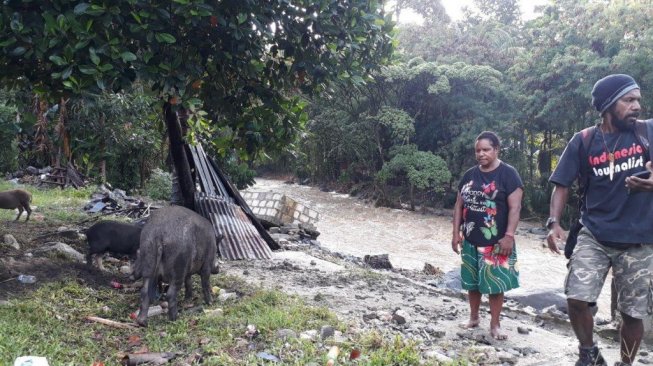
[476,131,500,149]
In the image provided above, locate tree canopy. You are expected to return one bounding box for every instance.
[1,0,395,203]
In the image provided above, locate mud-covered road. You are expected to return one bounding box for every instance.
[247,178,613,319]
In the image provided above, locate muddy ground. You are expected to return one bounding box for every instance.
[0,178,650,365]
[0,220,118,299]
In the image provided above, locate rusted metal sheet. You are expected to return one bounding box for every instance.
[195,193,272,260]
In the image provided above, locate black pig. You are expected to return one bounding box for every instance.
[135,205,219,326]
[86,221,142,270]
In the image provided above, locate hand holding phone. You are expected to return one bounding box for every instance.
[630,170,651,180]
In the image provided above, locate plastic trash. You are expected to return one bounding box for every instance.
[256,352,280,362]
[129,305,165,319]
[17,275,36,284]
[13,356,49,366]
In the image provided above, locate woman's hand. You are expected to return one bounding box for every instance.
[497,235,514,256]
[452,233,462,254]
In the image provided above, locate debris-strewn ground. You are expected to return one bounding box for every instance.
[1,178,649,365]
[222,244,638,365]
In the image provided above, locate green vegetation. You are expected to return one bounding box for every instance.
[0,181,92,223]
[0,273,440,365]
[2,0,649,222]
[289,0,653,223]
[0,0,394,199]
[143,169,173,201]
[0,185,463,365]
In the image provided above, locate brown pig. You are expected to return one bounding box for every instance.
[0,189,32,221]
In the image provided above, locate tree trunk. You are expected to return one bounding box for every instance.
[164,102,195,210]
[409,183,415,211]
[99,113,106,183]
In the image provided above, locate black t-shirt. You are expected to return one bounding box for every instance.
[458,162,523,247]
[550,128,653,246]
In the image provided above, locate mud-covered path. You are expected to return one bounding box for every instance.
[246,178,612,317]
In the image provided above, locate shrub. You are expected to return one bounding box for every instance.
[144,168,172,201]
[0,103,19,173]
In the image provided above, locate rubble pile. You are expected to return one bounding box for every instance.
[83,184,158,219]
[269,222,321,247]
[6,163,85,188]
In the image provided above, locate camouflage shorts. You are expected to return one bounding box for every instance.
[565,227,653,319]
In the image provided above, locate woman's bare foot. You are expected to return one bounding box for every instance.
[490,325,507,340]
[459,318,480,329]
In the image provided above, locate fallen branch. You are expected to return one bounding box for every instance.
[86,316,137,329]
[122,352,177,365]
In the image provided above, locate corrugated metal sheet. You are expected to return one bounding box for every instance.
[189,145,232,199]
[195,193,273,260]
[187,144,279,257]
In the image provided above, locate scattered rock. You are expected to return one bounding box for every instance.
[423,263,443,276]
[276,329,297,340]
[423,350,453,363]
[363,254,393,270]
[299,330,318,341]
[496,350,518,364]
[3,234,20,250]
[120,265,132,275]
[595,326,619,341]
[529,227,548,235]
[320,325,335,340]
[392,309,409,325]
[217,291,237,302]
[517,326,530,335]
[35,242,85,262]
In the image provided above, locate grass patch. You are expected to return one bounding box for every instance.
[0,184,449,365]
[0,275,433,365]
[0,181,93,223]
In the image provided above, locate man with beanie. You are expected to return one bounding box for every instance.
[547,74,653,366]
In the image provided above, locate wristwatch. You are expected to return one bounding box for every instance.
[545,217,558,229]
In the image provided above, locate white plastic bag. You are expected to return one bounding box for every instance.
[13,356,50,366]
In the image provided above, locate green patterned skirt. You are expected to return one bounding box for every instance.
[461,239,519,294]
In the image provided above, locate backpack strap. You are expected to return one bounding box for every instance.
[578,125,597,193]
[634,119,652,162]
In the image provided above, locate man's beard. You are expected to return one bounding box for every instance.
[609,110,639,131]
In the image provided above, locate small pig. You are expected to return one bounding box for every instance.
[0,189,32,221]
[135,205,220,326]
[86,221,142,270]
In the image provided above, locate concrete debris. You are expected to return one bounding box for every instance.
[242,191,320,227]
[83,184,158,218]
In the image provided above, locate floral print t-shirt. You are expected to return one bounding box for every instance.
[458,162,523,247]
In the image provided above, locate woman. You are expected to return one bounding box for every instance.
[451,131,523,340]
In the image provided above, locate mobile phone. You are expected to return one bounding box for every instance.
[630,170,651,179]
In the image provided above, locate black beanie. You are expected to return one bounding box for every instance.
[591,74,639,114]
